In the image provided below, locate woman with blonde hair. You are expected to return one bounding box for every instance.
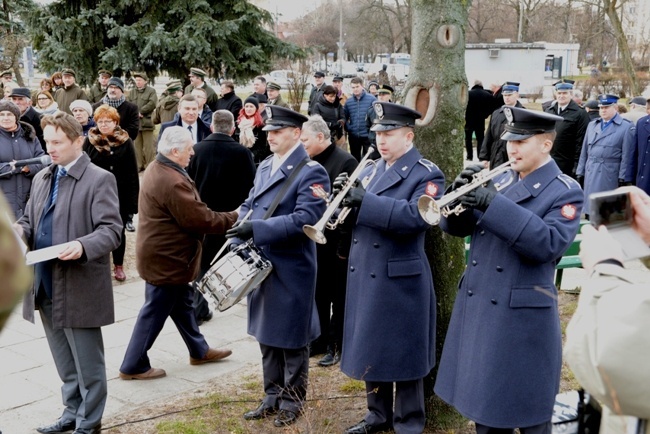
[83,104,139,282]
[34,91,60,115]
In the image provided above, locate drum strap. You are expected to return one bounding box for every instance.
[262,158,309,219]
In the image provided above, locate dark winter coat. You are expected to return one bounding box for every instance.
[215,91,243,121]
[312,94,345,140]
[54,84,89,115]
[230,145,329,349]
[465,84,496,128]
[83,126,139,217]
[479,101,525,168]
[435,161,584,428]
[0,122,46,218]
[20,106,44,152]
[626,115,650,194]
[92,100,140,141]
[341,148,445,382]
[544,99,590,177]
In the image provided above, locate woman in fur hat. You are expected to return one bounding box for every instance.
[83,104,139,282]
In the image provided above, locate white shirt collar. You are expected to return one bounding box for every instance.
[62,153,83,172]
[181,120,198,144]
[271,141,302,175]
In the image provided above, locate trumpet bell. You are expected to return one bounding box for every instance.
[303,224,327,244]
[417,195,441,226]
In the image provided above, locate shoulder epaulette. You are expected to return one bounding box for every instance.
[557,173,580,189]
[417,158,438,172]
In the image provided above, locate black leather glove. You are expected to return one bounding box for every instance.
[225,220,253,240]
[332,172,349,197]
[341,185,365,208]
[460,183,497,212]
[618,178,626,187]
[450,165,483,191]
[576,175,584,189]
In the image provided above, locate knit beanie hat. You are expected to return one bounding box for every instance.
[107,77,125,92]
[0,100,21,120]
[69,99,94,117]
[244,95,260,109]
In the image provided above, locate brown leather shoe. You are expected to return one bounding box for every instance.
[190,347,232,365]
[114,265,126,282]
[119,367,166,380]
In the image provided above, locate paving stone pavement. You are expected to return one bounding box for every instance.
[0,278,260,434]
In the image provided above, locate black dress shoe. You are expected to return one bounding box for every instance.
[273,409,298,427]
[344,419,393,434]
[125,221,135,232]
[317,350,341,367]
[196,310,213,326]
[243,402,278,420]
[72,426,101,434]
[36,419,76,433]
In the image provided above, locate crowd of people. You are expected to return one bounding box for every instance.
[0,64,649,434]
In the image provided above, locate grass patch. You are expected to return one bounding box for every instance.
[339,378,365,394]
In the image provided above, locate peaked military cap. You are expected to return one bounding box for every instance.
[554,79,575,91]
[189,67,207,78]
[61,68,76,77]
[597,94,619,107]
[1,69,13,77]
[500,106,562,141]
[166,82,183,93]
[262,105,307,131]
[267,81,282,91]
[377,84,394,95]
[501,81,520,95]
[370,102,421,132]
[98,69,112,77]
[132,71,148,80]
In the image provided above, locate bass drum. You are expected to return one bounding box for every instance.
[197,240,272,312]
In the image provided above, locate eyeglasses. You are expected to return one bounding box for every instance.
[96,120,116,125]
[38,97,51,101]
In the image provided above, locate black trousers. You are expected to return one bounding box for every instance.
[363,379,425,434]
[465,123,485,161]
[314,253,348,354]
[259,343,309,414]
[348,135,372,162]
[112,213,128,266]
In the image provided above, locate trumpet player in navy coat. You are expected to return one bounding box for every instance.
[339,102,445,434]
[434,107,584,434]
[226,105,329,428]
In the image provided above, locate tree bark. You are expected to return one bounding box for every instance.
[603,0,640,96]
[398,0,468,427]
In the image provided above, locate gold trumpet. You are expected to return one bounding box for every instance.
[417,160,514,226]
[304,147,378,244]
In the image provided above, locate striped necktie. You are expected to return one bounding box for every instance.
[50,167,67,206]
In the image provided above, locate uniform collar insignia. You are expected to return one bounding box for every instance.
[533,182,541,189]
[401,165,408,171]
[287,165,293,170]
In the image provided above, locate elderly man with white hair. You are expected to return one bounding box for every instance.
[118,126,238,380]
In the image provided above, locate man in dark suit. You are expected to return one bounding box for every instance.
[300,115,357,366]
[479,81,525,169]
[186,110,256,324]
[626,109,650,195]
[92,77,140,140]
[544,80,590,178]
[226,105,329,428]
[16,112,123,434]
[464,80,495,161]
[435,107,584,434]
[159,95,211,145]
[9,87,44,150]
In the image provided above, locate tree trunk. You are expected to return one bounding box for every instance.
[398,0,468,427]
[603,0,639,96]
